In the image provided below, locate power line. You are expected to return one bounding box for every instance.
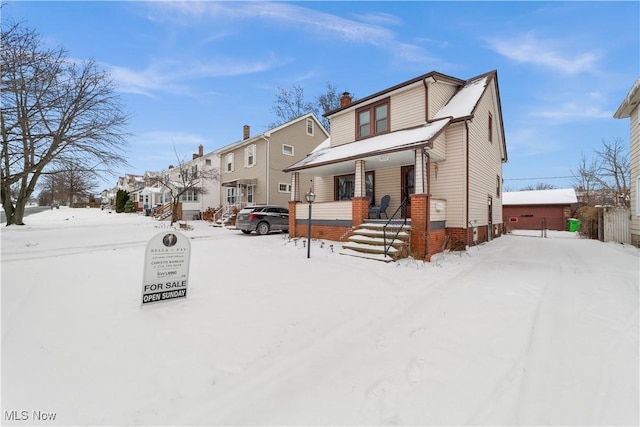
[504,176,573,181]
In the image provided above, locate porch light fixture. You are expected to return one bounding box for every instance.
[378,155,389,162]
[305,189,315,258]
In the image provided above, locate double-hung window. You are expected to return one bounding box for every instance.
[306,118,314,136]
[225,153,234,173]
[357,99,389,139]
[245,144,256,168]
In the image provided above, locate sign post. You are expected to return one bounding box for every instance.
[141,231,191,306]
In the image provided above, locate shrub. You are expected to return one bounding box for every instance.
[124,199,136,213]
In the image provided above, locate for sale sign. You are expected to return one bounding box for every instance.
[142,231,191,306]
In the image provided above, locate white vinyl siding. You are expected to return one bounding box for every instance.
[428,82,459,119]
[310,176,334,203]
[329,111,356,147]
[431,123,466,227]
[390,88,425,131]
[373,167,402,215]
[631,105,640,241]
[467,86,504,227]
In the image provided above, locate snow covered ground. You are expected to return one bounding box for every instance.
[2,207,638,426]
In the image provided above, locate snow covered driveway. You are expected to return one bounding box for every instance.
[2,208,638,426]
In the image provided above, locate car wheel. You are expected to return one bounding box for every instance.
[256,222,270,235]
[241,230,251,234]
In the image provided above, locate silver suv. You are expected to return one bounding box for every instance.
[236,205,289,235]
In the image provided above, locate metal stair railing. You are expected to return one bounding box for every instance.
[383,196,409,257]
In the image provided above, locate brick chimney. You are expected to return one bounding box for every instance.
[193,144,204,159]
[340,92,352,107]
[243,125,250,140]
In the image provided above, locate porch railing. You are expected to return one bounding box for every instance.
[383,196,410,257]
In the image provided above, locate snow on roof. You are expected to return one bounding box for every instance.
[433,75,489,120]
[502,188,578,205]
[614,77,640,118]
[284,119,450,172]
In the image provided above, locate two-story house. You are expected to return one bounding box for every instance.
[285,70,507,261]
[214,113,329,212]
[129,145,220,219]
[614,77,640,247]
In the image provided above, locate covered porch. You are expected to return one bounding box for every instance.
[220,178,258,208]
[284,121,449,260]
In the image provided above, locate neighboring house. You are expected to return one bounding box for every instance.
[614,78,640,247]
[214,114,329,210]
[153,144,221,220]
[284,70,507,260]
[116,173,145,194]
[503,188,578,231]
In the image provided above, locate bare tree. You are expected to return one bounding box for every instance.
[594,137,630,207]
[571,138,630,208]
[51,160,99,206]
[269,81,351,131]
[1,21,130,225]
[572,153,602,206]
[520,182,556,191]
[270,84,315,129]
[154,147,220,225]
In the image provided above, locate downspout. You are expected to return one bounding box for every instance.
[464,119,470,249]
[422,74,436,122]
[259,135,270,204]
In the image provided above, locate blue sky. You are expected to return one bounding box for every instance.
[5,1,639,191]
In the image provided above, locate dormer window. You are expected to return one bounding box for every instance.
[357,99,389,139]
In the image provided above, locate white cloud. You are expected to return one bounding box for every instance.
[150,2,441,66]
[486,31,600,75]
[106,54,288,97]
[531,103,611,122]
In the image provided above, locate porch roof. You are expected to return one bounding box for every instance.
[221,178,258,187]
[283,118,450,175]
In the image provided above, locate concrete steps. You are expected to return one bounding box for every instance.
[340,221,411,261]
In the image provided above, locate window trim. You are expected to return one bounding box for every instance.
[245,144,256,168]
[225,153,234,173]
[278,182,292,193]
[488,111,493,143]
[356,98,390,140]
[333,171,375,202]
[306,118,314,136]
[282,144,294,156]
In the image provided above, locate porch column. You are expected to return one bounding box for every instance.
[410,193,428,260]
[414,148,427,194]
[290,172,300,202]
[352,160,369,226]
[354,160,366,197]
[288,200,298,237]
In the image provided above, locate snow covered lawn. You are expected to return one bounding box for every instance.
[2,208,638,426]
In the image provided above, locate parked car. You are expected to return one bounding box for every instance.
[236,205,289,235]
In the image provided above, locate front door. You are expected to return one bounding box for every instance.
[401,165,415,219]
